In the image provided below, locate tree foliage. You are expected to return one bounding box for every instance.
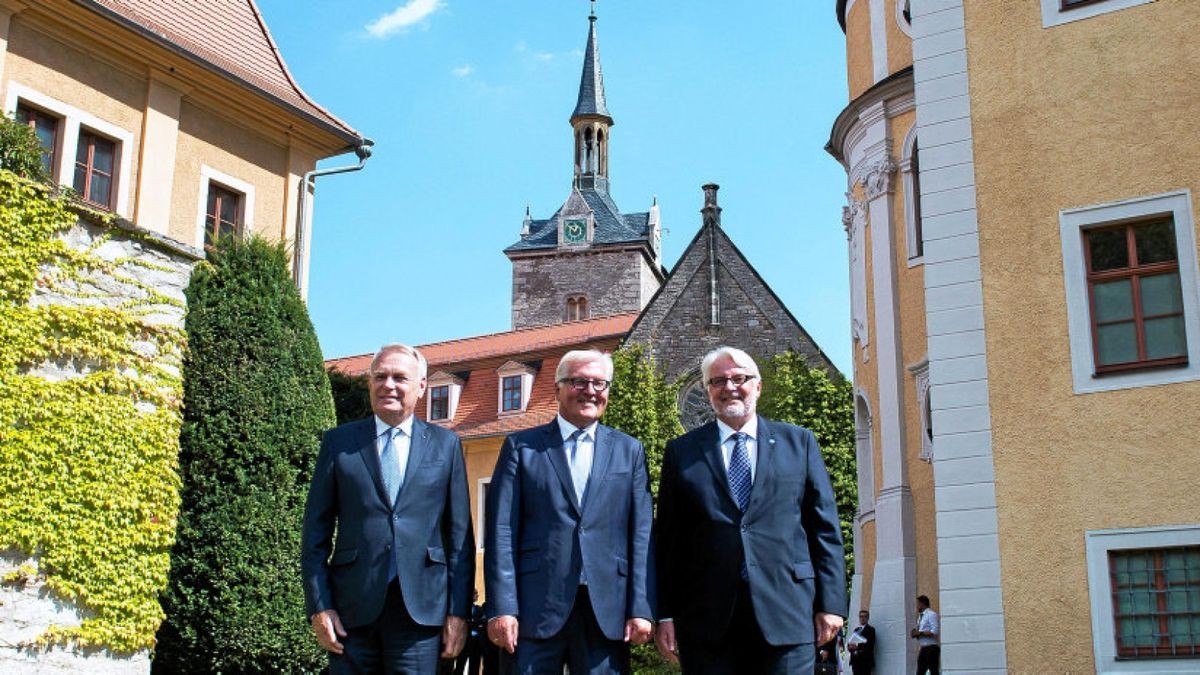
[0,113,50,182]
[602,344,682,498]
[758,351,856,576]
[328,367,372,425]
[155,237,333,673]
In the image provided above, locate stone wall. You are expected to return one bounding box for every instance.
[511,248,656,328]
[0,215,199,674]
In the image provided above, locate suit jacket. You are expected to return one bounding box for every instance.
[849,623,876,668]
[301,416,475,628]
[655,416,847,646]
[484,420,654,641]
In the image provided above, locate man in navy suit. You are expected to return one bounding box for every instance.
[654,346,847,674]
[302,343,475,674]
[484,349,654,673]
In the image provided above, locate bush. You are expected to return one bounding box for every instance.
[328,367,371,424]
[154,237,333,673]
[0,113,49,182]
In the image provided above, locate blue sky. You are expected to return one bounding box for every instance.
[255,1,853,374]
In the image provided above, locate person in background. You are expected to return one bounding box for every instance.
[847,609,875,675]
[911,595,940,675]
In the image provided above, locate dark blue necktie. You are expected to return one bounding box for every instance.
[728,432,751,512]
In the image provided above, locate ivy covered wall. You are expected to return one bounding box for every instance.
[0,170,198,668]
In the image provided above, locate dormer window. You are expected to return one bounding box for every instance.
[496,361,537,415]
[426,371,465,422]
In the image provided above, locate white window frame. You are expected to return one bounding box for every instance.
[900,126,923,266]
[1084,524,1200,673]
[425,371,464,422]
[895,0,913,38]
[853,391,875,522]
[1041,0,1155,28]
[909,359,933,462]
[196,165,255,250]
[496,361,536,415]
[4,82,134,218]
[1059,190,1200,394]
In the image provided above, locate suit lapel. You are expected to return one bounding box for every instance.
[355,419,392,509]
[394,419,432,511]
[580,424,614,512]
[746,416,776,515]
[698,422,738,508]
[543,421,582,516]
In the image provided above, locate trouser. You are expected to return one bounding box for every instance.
[917,644,940,675]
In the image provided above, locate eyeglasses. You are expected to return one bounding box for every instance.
[559,377,611,392]
[707,374,757,388]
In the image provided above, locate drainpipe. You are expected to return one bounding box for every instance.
[293,139,374,296]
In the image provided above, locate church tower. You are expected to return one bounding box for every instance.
[504,8,664,330]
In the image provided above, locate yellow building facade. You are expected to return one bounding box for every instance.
[830,0,1199,672]
[0,0,367,296]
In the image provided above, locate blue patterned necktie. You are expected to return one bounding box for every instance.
[566,429,590,503]
[728,432,752,512]
[380,427,403,507]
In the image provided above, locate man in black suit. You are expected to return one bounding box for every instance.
[654,346,847,674]
[848,609,876,674]
[302,343,475,673]
[485,349,654,673]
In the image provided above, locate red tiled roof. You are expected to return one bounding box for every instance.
[326,313,638,376]
[325,314,637,440]
[83,0,361,143]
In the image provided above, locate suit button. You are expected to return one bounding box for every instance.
[741,525,748,532]
[393,514,400,521]
[385,545,392,551]
[580,527,587,534]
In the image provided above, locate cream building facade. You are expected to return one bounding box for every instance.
[0,0,367,297]
[829,0,1199,672]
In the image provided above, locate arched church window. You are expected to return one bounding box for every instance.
[566,295,589,321]
[902,130,924,263]
[677,371,715,431]
[597,129,606,175]
[584,127,595,174]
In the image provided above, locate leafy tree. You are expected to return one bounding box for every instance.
[0,113,49,182]
[758,352,857,577]
[602,344,682,498]
[328,367,372,424]
[155,237,333,673]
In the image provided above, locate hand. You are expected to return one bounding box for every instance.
[311,609,347,654]
[848,641,858,652]
[654,621,679,664]
[624,618,653,645]
[487,615,519,654]
[441,615,467,659]
[815,612,843,646]
[911,628,920,639]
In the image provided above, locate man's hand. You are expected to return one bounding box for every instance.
[624,618,653,645]
[654,621,678,664]
[311,609,347,654]
[441,615,467,659]
[815,612,844,646]
[487,615,519,654]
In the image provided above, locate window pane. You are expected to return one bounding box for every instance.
[91,137,115,173]
[1145,316,1187,360]
[204,215,217,248]
[88,172,112,207]
[73,162,87,193]
[1141,272,1183,316]
[220,194,238,224]
[1088,228,1129,271]
[1097,322,1137,366]
[1135,218,1177,265]
[1093,279,1134,322]
[218,220,237,240]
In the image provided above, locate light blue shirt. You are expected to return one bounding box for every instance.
[374,415,414,488]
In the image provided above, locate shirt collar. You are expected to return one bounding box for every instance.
[716,416,758,443]
[375,414,415,438]
[556,414,599,441]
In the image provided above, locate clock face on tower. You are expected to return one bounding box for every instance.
[563,218,587,244]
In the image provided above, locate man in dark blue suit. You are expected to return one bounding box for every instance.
[484,349,654,673]
[302,343,475,674]
[655,346,847,674]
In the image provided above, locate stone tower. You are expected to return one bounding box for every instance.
[504,8,664,329]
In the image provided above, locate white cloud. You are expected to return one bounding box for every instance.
[365,0,445,39]
[452,64,473,77]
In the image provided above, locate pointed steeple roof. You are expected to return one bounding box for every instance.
[571,11,611,122]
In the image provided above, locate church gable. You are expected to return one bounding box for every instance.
[625,185,835,384]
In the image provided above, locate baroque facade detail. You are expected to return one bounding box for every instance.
[844,194,870,361]
[863,157,899,200]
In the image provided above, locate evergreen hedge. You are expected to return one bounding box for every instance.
[154,237,333,673]
[328,367,372,425]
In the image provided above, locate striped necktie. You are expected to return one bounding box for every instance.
[380,427,403,506]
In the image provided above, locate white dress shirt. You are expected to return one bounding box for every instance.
[716,416,759,483]
[556,414,598,484]
[917,608,940,647]
[374,415,414,488]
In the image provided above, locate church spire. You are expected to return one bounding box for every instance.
[571,7,612,192]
